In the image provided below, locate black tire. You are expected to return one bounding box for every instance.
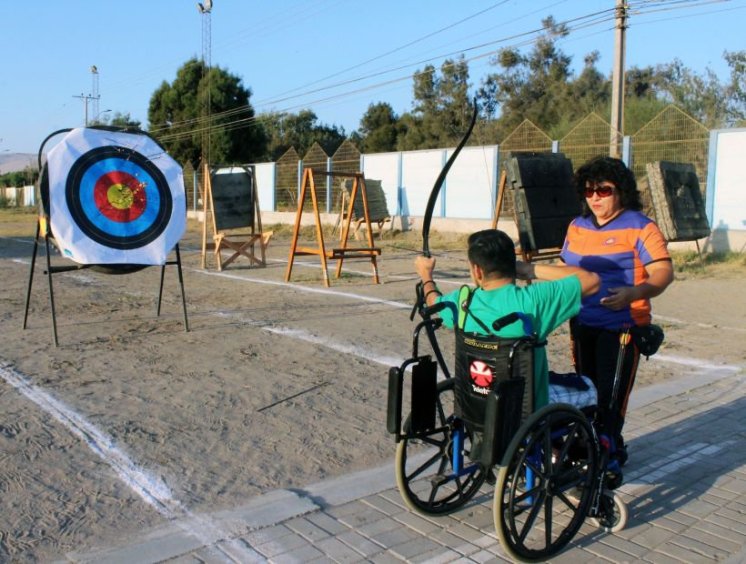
[395,378,486,514]
[494,404,598,562]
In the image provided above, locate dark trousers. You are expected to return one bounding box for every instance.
[570,319,640,443]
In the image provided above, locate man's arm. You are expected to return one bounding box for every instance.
[517,261,600,297]
[414,255,442,307]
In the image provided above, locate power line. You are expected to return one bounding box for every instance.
[153,0,740,143]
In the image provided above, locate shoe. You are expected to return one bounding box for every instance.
[615,444,628,467]
[486,469,497,486]
[604,459,623,490]
[615,437,628,467]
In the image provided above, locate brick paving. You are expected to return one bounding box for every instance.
[77,364,746,563]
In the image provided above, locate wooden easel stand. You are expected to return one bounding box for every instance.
[285,168,381,287]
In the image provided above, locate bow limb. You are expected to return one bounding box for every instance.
[421,97,478,257]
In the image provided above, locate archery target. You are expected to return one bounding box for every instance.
[47,128,186,265]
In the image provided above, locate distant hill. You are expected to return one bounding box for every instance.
[0,153,36,174]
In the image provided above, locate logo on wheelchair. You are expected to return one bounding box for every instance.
[469,359,494,391]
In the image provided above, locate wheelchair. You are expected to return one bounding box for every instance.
[387,283,628,562]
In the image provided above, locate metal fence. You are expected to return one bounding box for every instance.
[183,104,710,219]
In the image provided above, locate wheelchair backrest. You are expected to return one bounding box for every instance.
[454,328,535,434]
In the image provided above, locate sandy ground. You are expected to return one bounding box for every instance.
[0,215,745,562]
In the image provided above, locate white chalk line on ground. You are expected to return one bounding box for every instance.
[193,267,411,309]
[655,313,746,334]
[2,236,34,246]
[653,353,742,373]
[0,363,263,561]
[264,256,469,287]
[10,254,741,377]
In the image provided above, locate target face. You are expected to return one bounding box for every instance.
[65,146,172,249]
[47,128,186,265]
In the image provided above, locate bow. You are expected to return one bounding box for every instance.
[421,97,478,257]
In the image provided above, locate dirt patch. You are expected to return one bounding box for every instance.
[0,212,744,560]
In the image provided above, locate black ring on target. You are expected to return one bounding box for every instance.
[65,145,173,250]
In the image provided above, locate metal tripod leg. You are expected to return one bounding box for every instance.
[22,221,41,330]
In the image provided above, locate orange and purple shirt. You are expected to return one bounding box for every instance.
[560,209,670,330]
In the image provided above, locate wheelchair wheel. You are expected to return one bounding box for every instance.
[395,378,486,515]
[590,491,628,533]
[494,404,598,562]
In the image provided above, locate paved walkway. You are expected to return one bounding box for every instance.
[71,357,746,563]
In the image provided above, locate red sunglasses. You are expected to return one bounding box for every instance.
[584,184,615,198]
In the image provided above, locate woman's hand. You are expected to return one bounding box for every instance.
[602,260,674,310]
[600,286,638,310]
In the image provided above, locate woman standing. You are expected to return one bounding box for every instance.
[561,156,674,475]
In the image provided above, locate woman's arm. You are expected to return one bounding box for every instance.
[601,259,674,310]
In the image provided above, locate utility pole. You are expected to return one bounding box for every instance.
[73,93,97,126]
[609,0,628,158]
[90,65,100,121]
[74,66,101,127]
[197,0,213,166]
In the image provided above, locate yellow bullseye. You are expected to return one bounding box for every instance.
[107,183,134,209]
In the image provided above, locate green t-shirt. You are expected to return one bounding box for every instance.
[436,276,582,408]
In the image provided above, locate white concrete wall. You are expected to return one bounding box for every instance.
[700,128,746,252]
[245,135,746,252]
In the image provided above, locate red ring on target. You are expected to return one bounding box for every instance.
[93,170,147,223]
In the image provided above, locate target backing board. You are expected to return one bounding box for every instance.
[46,128,186,265]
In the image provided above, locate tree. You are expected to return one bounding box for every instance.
[259,109,345,160]
[724,50,746,126]
[110,112,142,129]
[478,17,602,139]
[147,58,267,167]
[651,59,729,128]
[355,102,399,153]
[400,56,472,150]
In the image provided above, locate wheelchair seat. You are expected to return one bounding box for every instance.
[548,372,597,410]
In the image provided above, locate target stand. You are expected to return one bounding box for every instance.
[285,168,381,287]
[22,126,190,346]
[200,162,273,271]
[492,153,581,264]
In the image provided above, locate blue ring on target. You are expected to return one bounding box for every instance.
[65,145,173,250]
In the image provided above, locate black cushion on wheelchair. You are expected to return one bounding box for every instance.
[454,329,535,435]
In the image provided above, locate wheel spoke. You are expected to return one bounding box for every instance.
[396,379,485,515]
[517,490,545,543]
[407,448,446,482]
[495,405,600,562]
[544,491,553,547]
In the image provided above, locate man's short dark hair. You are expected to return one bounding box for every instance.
[574,156,642,215]
[467,229,516,279]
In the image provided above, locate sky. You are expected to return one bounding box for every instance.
[1,0,745,156]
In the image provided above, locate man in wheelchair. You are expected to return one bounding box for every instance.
[396,229,630,557]
[413,229,628,483]
[415,229,600,406]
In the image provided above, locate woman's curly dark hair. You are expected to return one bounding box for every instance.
[574,156,642,216]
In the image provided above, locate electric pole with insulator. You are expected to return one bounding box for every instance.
[610,0,627,158]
